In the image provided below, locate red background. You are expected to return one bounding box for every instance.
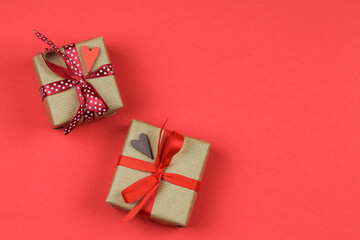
[1,1,360,239]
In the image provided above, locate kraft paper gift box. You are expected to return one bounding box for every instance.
[106,120,211,227]
[33,35,123,129]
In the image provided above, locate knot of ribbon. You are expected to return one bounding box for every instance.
[118,123,201,222]
[35,30,114,135]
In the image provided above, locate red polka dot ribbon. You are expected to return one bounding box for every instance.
[35,30,115,135]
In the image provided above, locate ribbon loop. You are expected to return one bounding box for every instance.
[121,176,159,203]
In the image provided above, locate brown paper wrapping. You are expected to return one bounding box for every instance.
[33,37,123,128]
[106,120,211,227]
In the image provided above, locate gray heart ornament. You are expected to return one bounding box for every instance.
[130,133,153,159]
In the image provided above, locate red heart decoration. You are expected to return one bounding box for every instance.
[81,46,99,73]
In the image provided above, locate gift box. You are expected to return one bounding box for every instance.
[33,31,123,134]
[106,120,210,226]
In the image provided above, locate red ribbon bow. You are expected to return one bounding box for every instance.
[118,122,201,222]
[35,30,114,135]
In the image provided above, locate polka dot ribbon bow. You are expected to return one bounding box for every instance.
[35,30,114,135]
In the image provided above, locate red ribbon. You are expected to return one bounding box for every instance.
[118,123,201,222]
[35,30,115,135]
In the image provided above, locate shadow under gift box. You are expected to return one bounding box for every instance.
[106,120,211,227]
[33,37,123,128]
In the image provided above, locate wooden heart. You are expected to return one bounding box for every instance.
[131,134,153,159]
[81,45,99,73]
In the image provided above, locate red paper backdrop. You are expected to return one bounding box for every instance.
[1,1,360,239]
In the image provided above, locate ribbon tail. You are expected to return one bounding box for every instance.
[34,30,60,51]
[121,183,159,223]
[64,101,86,135]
